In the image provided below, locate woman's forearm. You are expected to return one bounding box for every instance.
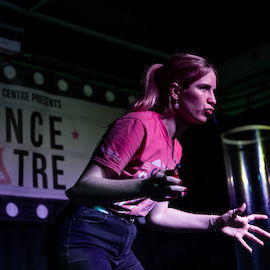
[68,163,186,207]
[146,205,220,233]
[70,177,144,206]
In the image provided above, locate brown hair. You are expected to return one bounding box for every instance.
[130,53,218,115]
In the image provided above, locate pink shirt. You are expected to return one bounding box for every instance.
[93,111,182,216]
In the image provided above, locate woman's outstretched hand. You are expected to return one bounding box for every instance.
[214,203,270,253]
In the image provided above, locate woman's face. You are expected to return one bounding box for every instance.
[177,70,217,124]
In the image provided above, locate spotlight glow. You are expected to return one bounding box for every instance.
[34,72,44,85]
[36,204,49,219]
[6,202,19,217]
[105,90,115,102]
[57,79,68,91]
[3,65,16,79]
[83,84,93,96]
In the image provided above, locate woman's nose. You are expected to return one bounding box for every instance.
[207,92,216,105]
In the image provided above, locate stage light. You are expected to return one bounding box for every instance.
[5,202,19,217]
[83,84,93,97]
[3,65,16,79]
[105,90,115,102]
[33,72,44,85]
[57,79,68,91]
[36,204,49,219]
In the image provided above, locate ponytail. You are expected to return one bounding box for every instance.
[130,63,162,112]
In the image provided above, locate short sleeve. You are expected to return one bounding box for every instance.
[92,117,145,175]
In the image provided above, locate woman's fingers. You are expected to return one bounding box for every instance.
[244,231,264,246]
[237,237,253,253]
[248,224,270,238]
[155,173,183,187]
[164,185,188,199]
[235,223,270,253]
[247,214,268,221]
[144,172,187,201]
[234,203,246,215]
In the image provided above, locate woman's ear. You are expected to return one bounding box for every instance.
[170,82,181,101]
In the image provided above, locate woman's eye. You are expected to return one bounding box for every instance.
[200,86,208,91]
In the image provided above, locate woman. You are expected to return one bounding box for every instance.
[47,53,270,270]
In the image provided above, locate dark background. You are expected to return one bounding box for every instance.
[1,0,270,91]
[1,1,270,269]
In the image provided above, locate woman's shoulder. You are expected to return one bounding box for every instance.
[121,110,160,122]
[109,111,162,134]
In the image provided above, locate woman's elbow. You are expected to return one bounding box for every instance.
[145,214,162,230]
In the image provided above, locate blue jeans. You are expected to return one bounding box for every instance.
[47,202,145,270]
